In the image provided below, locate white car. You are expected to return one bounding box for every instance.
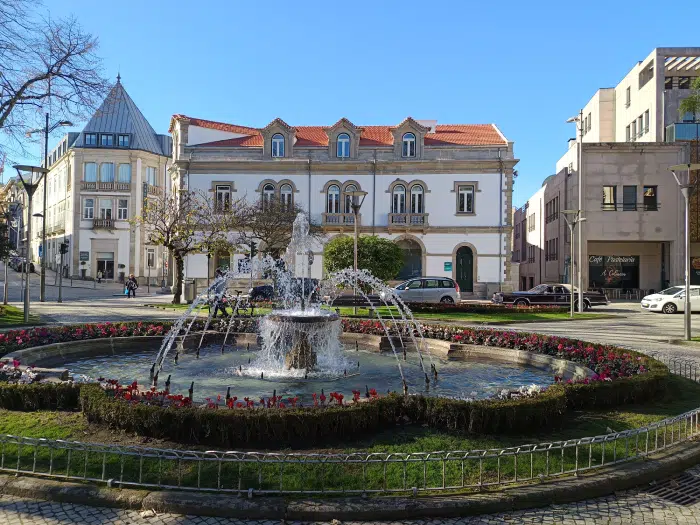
[641,286,700,314]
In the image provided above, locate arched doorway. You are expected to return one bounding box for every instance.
[456,246,474,292]
[396,239,422,280]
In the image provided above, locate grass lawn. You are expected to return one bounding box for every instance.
[0,304,41,327]
[0,374,696,492]
[145,302,607,324]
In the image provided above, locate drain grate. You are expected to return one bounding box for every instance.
[644,473,700,505]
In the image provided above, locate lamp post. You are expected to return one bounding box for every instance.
[26,118,72,303]
[0,204,10,306]
[566,111,585,312]
[669,163,700,340]
[347,190,367,314]
[13,165,48,323]
[561,210,586,318]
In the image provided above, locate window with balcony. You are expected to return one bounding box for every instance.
[271,134,285,158]
[327,185,340,213]
[457,184,474,214]
[262,183,275,209]
[392,184,406,213]
[623,185,637,211]
[410,185,424,213]
[99,199,112,220]
[280,183,293,210]
[215,185,231,211]
[602,185,617,210]
[643,186,658,211]
[118,199,128,220]
[631,120,637,140]
[637,116,643,136]
[100,134,114,147]
[344,184,357,213]
[118,135,130,147]
[337,133,350,158]
[84,162,97,182]
[118,164,131,183]
[100,163,114,183]
[83,198,94,219]
[401,133,416,158]
[146,167,157,186]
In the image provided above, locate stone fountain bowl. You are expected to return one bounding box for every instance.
[266,311,340,324]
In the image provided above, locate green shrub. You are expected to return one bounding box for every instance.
[0,382,81,411]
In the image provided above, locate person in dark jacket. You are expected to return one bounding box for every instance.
[126,274,139,298]
[212,268,229,318]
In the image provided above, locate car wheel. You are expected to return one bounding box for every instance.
[440,296,454,304]
[662,303,678,314]
[575,300,591,311]
[513,298,529,306]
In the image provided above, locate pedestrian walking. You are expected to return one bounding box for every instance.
[97,270,103,284]
[126,274,139,298]
[212,268,229,318]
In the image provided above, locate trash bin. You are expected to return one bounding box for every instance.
[184,279,196,303]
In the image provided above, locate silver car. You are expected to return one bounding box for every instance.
[386,277,461,304]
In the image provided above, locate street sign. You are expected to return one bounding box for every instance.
[38,245,42,257]
[444,262,452,271]
[79,251,89,262]
[307,251,314,265]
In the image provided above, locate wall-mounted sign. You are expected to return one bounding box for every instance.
[79,251,89,262]
[588,255,639,289]
[444,262,452,271]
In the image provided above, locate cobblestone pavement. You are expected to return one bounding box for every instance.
[4,484,700,524]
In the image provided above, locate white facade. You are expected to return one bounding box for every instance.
[170,116,518,297]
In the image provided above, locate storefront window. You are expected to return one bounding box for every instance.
[588,255,639,289]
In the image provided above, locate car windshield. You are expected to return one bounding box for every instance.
[658,287,684,295]
[528,285,548,293]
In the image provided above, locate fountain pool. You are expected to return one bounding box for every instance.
[65,341,555,402]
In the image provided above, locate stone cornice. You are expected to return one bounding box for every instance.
[183,159,518,175]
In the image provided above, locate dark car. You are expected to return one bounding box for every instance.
[249,285,274,302]
[492,284,609,310]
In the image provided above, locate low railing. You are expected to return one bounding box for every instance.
[322,213,356,226]
[92,218,113,229]
[147,185,162,196]
[389,213,428,226]
[80,181,131,192]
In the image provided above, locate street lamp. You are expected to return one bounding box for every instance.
[13,165,48,323]
[347,190,367,313]
[0,203,10,306]
[669,163,700,341]
[560,210,586,318]
[26,118,72,303]
[566,111,585,313]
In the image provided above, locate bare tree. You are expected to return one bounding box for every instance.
[130,190,245,304]
[238,198,323,257]
[0,0,110,160]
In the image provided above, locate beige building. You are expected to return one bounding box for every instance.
[25,77,171,284]
[515,47,699,293]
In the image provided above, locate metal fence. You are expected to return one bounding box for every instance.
[1,354,699,495]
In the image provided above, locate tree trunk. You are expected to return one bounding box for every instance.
[173,252,185,304]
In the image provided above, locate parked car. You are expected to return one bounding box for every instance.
[382,277,460,304]
[492,284,609,310]
[249,284,274,302]
[641,286,700,314]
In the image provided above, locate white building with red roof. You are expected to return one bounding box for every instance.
[169,115,518,297]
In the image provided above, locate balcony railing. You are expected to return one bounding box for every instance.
[81,181,131,192]
[147,185,163,196]
[666,122,700,142]
[601,203,659,211]
[92,218,113,229]
[323,213,356,226]
[389,213,429,226]
[47,221,65,234]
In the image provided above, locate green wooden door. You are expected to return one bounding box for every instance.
[456,246,473,292]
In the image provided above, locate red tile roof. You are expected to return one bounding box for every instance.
[170,115,507,147]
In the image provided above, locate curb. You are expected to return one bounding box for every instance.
[1,440,700,519]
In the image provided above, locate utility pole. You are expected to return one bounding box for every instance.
[40,112,48,302]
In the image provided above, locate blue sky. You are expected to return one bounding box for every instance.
[19,0,699,205]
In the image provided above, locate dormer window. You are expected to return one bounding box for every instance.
[100,134,114,147]
[85,133,97,146]
[402,133,416,158]
[118,134,130,147]
[271,134,285,158]
[337,133,350,158]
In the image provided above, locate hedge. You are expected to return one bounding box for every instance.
[0,382,81,411]
[404,303,567,314]
[79,384,568,448]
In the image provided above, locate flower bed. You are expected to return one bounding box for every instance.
[403,302,567,314]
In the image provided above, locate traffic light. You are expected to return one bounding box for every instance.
[249,241,257,258]
[59,240,69,254]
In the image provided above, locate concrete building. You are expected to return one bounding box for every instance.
[169,115,518,297]
[25,77,171,283]
[515,47,699,293]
